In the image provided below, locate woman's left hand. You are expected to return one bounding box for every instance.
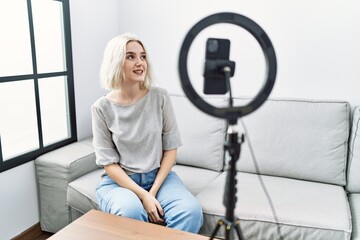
[141,191,164,223]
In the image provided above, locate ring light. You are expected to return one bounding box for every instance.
[178,12,277,124]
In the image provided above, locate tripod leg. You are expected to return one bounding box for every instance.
[225,224,231,240]
[234,223,245,240]
[210,220,223,240]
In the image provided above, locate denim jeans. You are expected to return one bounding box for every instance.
[96,168,203,233]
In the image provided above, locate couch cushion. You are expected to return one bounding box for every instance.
[233,98,350,185]
[349,194,360,240]
[196,172,351,240]
[172,165,221,196]
[67,165,221,215]
[170,94,227,171]
[67,168,102,214]
[347,106,360,192]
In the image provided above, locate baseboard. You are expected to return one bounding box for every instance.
[11,222,42,240]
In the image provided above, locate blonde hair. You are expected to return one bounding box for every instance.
[99,33,153,90]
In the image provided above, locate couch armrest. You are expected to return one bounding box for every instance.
[35,137,97,233]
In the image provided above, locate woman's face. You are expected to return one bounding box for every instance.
[122,41,147,85]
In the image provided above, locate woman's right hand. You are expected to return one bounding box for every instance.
[141,192,164,223]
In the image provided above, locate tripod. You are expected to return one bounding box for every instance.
[210,125,245,240]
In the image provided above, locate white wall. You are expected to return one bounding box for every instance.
[71,0,121,140]
[0,162,38,240]
[117,0,360,106]
[1,1,360,239]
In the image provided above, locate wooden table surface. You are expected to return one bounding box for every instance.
[49,209,218,240]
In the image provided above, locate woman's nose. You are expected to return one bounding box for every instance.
[135,58,142,65]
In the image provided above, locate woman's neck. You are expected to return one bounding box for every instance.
[107,84,148,105]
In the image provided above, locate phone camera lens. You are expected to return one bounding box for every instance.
[207,39,219,53]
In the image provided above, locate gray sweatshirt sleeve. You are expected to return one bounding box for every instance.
[161,90,182,150]
[91,102,120,167]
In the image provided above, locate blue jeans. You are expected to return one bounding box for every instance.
[96,168,203,233]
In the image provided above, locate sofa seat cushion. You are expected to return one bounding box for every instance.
[350,194,360,240]
[67,165,221,214]
[67,168,103,214]
[172,165,221,196]
[197,172,351,240]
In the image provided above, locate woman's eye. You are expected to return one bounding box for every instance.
[141,55,146,60]
[127,55,134,60]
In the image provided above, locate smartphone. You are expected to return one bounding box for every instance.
[203,38,231,94]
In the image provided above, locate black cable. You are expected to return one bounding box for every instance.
[240,119,284,240]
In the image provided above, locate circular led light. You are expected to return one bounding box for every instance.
[178,12,277,124]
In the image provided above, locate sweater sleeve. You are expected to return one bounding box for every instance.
[91,103,120,167]
[161,90,182,150]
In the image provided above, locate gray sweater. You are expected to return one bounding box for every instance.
[91,87,182,174]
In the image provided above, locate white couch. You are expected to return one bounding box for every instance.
[35,94,360,239]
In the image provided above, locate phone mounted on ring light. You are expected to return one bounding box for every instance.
[203,38,235,95]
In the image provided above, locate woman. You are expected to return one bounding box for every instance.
[92,32,203,233]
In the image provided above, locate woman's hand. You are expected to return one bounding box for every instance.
[142,149,177,223]
[141,192,164,223]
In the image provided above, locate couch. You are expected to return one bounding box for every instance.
[35,94,360,239]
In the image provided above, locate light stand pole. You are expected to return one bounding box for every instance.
[210,125,245,240]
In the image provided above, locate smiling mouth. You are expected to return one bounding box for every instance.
[133,70,143,75]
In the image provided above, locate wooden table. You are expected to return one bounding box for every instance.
[49,209,217,240]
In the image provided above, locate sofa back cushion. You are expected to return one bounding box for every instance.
[234,98,350,186]
[347,106,360,192]
[170,94,226,171]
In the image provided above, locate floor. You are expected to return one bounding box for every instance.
[12,226,53,240]
[34,231,53,240]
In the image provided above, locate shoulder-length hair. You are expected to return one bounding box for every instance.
[99,33,153,90]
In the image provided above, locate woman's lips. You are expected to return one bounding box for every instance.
[133,70,143,75]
